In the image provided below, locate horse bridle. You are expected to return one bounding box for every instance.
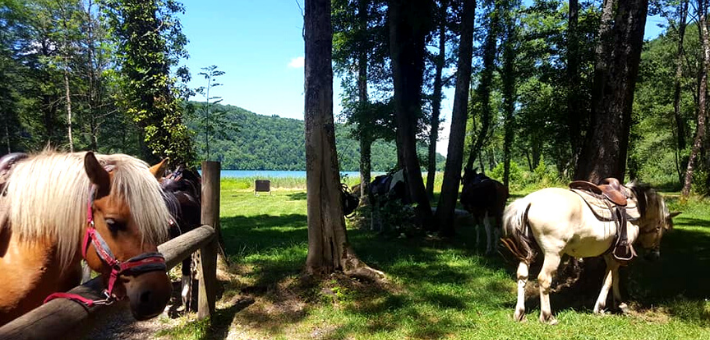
[44,185,167,306]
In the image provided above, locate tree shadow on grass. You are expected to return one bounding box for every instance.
[286,192,307,200]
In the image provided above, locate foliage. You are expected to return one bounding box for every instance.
[102,0,194,164]
[191,65,237,161]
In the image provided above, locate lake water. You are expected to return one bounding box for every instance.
[218,170,382,179]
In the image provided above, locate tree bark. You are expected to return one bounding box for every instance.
[681,1,709,197]
[426,0,448,198]
[567,0,581,162]
[388,0,435,230]
[502,8,516,188]
[436,0,475,237]
[574,0,649,182]
[466,6,499,170]
[673,0,689,183]
[63,68,73,152]
[304,0,383,280]
[357,0,371,202]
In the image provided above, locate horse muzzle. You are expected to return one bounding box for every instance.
[644,249,661,262]
[124,271,172,320]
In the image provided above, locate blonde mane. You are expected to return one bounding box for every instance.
[627,181,667,230]
[3,150,171,270]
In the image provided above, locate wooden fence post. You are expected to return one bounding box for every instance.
[198,161,220,320]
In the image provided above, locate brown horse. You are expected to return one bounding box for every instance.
[459,168,509,254]
[0,151,173,326]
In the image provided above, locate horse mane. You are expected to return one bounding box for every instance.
[4,150,172,270]
[626,181,667,229]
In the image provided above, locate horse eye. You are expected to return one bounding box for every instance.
[105,218,125,233]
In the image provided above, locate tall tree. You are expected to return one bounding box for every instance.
[436,0,475,236]
[304,0,382,280]
[501,1,518,187]
[426,0,449,198]
[465,1,500,170]
[681,0,709,196]
[196,65,225,160]
[567,0,581,161]
[388,0,435,230]
[103,0,194,164]
[671,0,689,183]
[574,0,649,182]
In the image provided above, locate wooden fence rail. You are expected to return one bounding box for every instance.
[0,160,222,340]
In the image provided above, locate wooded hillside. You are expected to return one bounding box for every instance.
[187,103,446,171]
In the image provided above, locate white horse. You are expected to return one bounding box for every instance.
[501,181,679,324]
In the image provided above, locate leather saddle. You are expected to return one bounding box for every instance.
[569,177,636,263]
[569,178,627,206]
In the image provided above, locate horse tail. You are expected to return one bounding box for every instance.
[501,198,537,264]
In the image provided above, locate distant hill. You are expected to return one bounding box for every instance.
[188,103,446,171]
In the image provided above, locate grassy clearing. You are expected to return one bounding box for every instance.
[158,180,710,340]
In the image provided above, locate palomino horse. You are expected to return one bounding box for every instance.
[160,164,202,312]
[501,181,679,324]
[0,151,173,326]
[459,168,509,254]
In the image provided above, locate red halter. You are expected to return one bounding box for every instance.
[44,185,167,306]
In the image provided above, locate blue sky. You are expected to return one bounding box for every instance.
[179,0,665,156]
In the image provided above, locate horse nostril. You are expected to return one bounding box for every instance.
[140,291,152,304]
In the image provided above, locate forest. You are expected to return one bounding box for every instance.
[0,0,708,196]
[187,103,445,171]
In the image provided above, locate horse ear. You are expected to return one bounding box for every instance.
[669,211,681,218]
[84,152,110,198]
[149,158,170,179]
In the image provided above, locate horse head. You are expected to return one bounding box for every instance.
[83,152,173,320]
[627,181,680,261]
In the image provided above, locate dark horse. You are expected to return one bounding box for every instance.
[460,168,509,254]
[160,164,202,312]
[368,169,410,232]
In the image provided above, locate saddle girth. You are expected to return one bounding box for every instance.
[569,178,637,263]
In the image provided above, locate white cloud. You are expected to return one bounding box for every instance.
[287,56,304,68]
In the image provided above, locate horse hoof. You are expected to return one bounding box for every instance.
[539,312,557,325]
[618,303,630,314]
[513,310,526,322]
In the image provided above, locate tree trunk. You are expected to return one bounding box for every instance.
[63,68,73,152]
[388,0,435,230]
[357,0,371,202]
[502,9,516,188]
[682,1,709,197]
[304,0,383,280]
[466,6,499,170]
[574,0,648,182]
[673,0,689,184]
[436,0,475,237]
[567,0,581,163]
[426,0,448,198]
[359,137,372,201]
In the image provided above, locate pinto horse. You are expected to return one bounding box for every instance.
[0,151,173,326]
[159,164,202,311]
[459,168,509,255]
[368,169,409,232]
[501,181,679,324]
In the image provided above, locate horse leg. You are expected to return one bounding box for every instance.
[593,255,616,314]
[514,261,529,321]
[538,253,561,324]
[181,257,192,311]
[474,215,482,249]
[484,211,494,255]
[608,257,627,313]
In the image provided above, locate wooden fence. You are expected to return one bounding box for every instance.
[0,161,222,340]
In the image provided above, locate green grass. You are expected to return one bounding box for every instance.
[158,180,710,340]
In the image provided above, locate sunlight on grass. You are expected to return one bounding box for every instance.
[156,181,710,340]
